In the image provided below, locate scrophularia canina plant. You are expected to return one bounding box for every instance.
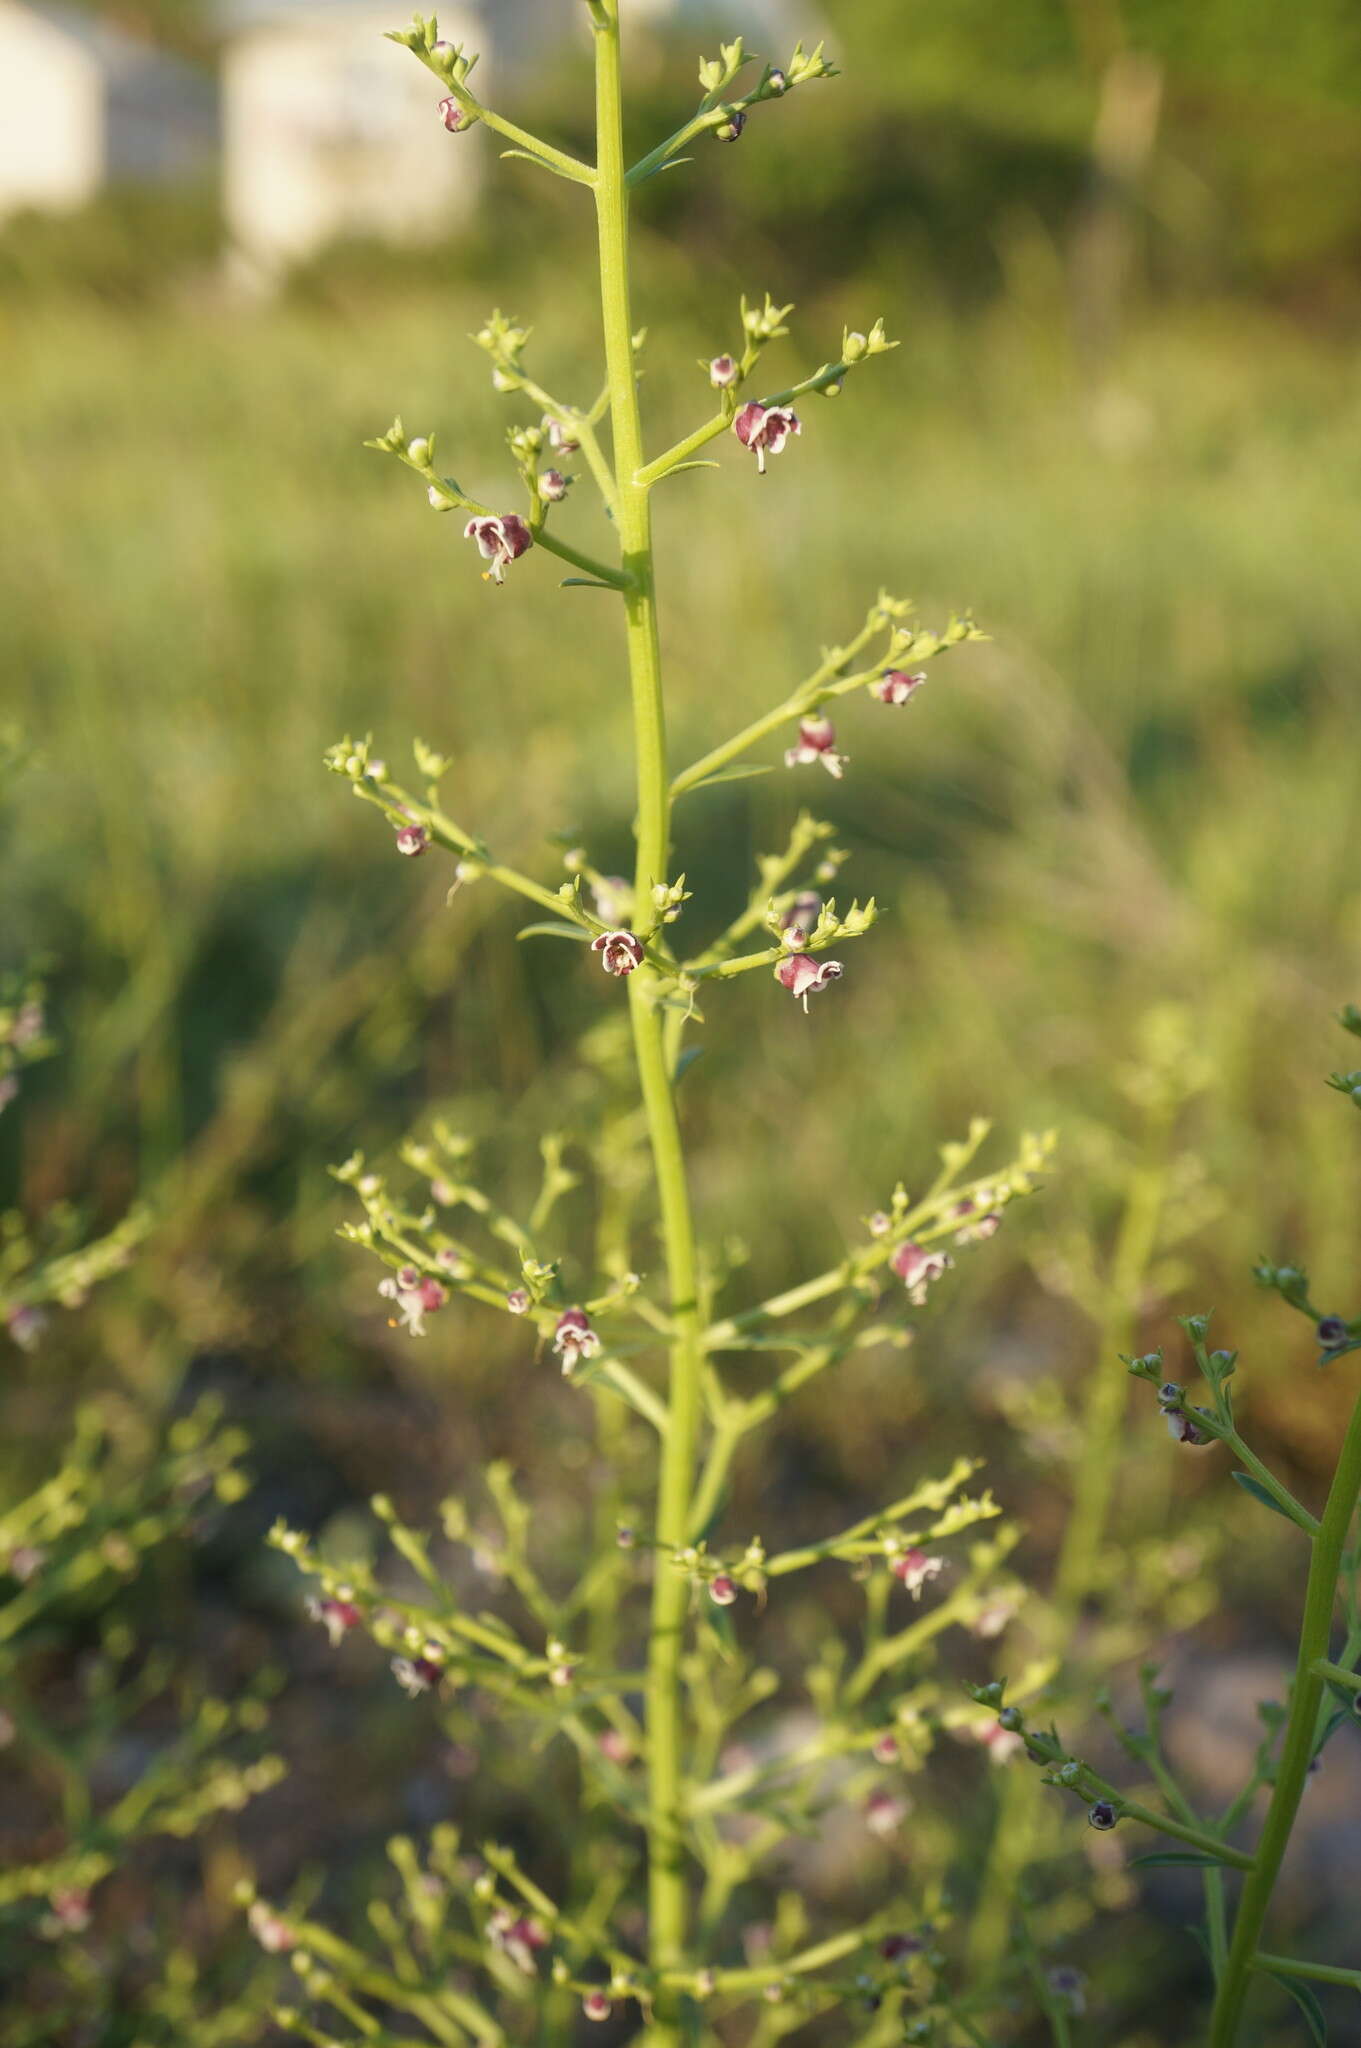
[977,1008,1361,2046]
[253,10,1070,2042]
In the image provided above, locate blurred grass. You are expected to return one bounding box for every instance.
[3,254,1358,1397]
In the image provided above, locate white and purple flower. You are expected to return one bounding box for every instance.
[733,401,801,474]
[784,714,846,778]
[464,513,533,584]
[774,952,844,1011]
[591,929,645,977]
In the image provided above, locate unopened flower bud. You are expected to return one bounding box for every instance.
[539,469,569,502]
[406,437,432,466]
[709,354,739,388]
[506,1289,530,1315]
[438,98,469,133]
[843,331,868,363]
[715,109,747,142]
[765,67,788,94]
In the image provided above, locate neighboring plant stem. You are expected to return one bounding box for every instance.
[1207,1383,1361,2046]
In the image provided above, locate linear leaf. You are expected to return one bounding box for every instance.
[1231,1471,1295,1521]
[1264,1971,1328,2045]
[516,922,590,944]
[688,764,776,793]
[1131,1851,1233,1869]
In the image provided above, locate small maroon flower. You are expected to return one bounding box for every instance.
[438,97,469,132]
[582,1992,612,2022]
[709,354,739,388]
[553,1308,601,1373]
[539,468,569,502]
[765,68,789,95]
[506,1288,530,1315]
[490,1911,550,1975]
[591,929,645,977]
[890,1241,954,1305]
[872,1732,900,1764]
[48,1888,92,1933]
[599,1728,633,1764]
[248,1900,295,1953]
[871,669,927,706]
[1087,1800,1119,1831]
[306,1594,362,1647]
[709,1574,738,1607]
[864,1788,910,1837]
[951,1198,1003,1244]
[975,1719,1025,1764]
[1317,1315,1350,1351]
[392,1651,444,1697]
[867,1211,892,1238]
[378,1270,448,1337]
[542,416,580,458]
[784,714,846,778]
[715,109,746,141]
[1166,1407,1210,1446]
[774,952,844,1012]
[395,824,429,858]
[464,513,533,584]
[880,1932,923,1963]
[891,1548,944,1599]
[5,1305,48,1352]
[733,401,801,474]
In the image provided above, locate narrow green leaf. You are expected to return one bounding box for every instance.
[1264,1971,1328,2045]
[1231,1471,1295,1521]
[1131,1851,1233,1870]
[688,763,776,793]
[516,922,590,944]
[673,1046,704,1086]
[559,578,619,591]
[652,460,722,485]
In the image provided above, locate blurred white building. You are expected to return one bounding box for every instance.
[220,0,483,278]
[0,1,217,221]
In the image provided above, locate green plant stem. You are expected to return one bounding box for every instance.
[1208,1384,1361,2047]
[593,7,704,2039]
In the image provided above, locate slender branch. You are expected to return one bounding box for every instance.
[1252,1951,1361,1990]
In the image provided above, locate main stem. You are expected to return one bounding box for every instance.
[594,8,703,2039]
[1208,1385,1361,2047]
